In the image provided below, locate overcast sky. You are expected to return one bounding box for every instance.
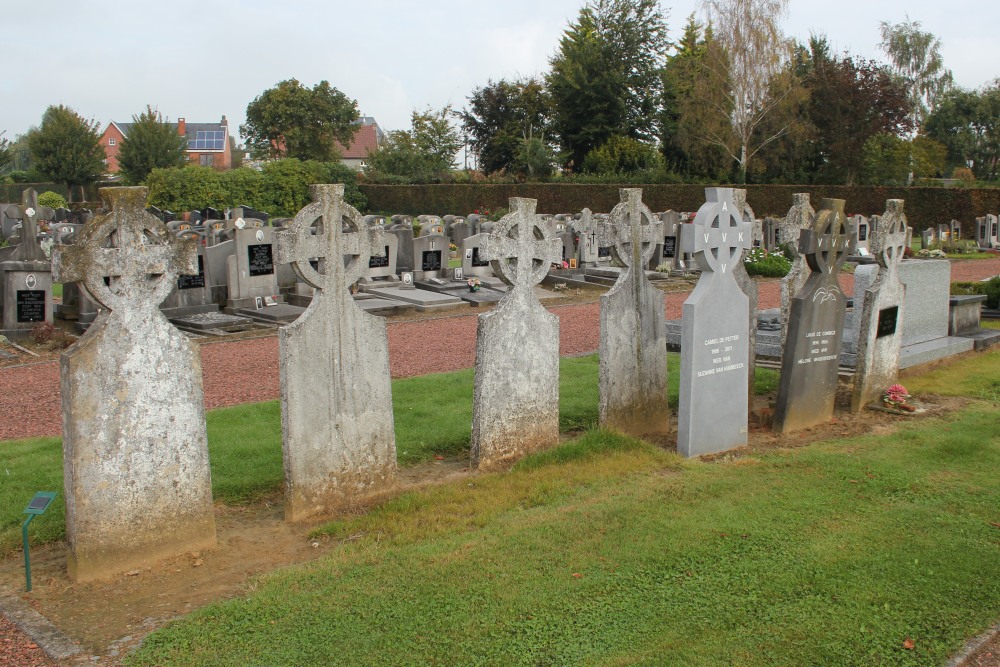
[4,0,998,142]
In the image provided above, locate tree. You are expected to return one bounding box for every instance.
[924,82,1000,180]
[241,79,359,161]
[547,0,670,169]
[862,133,911,185]
[690,0,803,183]
[461,78,551,174]
[26,105,105,202]
[805,51,912,184]
[879,17,953,131]
[513,132,559,180]
[365,106,462,182]
[0,132,10,173]
[116,106,188,184]
[582,135,662,174]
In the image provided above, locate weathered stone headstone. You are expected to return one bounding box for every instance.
[471,198,561,470]
[851,200,908,412]
[598,189,668,436]
[732,189,760,407]
[50,187,215,582]
[779,193,816,346]
[273,185,397,522]
[773,199,852,433]
[677,188,752,457]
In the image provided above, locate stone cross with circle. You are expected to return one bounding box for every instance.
[481,197,561,289]
[800,198,852,277]
[605,188,662,270]
[273,184,383,292]
[51,187,198,311]
[687,187,752,276]
[871,199,908,273]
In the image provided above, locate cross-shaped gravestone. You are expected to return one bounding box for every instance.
[773,198,852,434]
[677,187,753,458]
[49,187,215,582]
[852,199,909,412]
[779,194,817,347]
[274,184,383,293]
[598,189,668,437]
[7,189,47,262]
[272,184,396,522]
[481,197,561,289]
[472,197,561,471]
[732,189,760,409]
[53,189,197,311]
[685,188,752,276]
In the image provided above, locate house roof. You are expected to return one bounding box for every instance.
[107,119,229,152]
[334,122,382,159]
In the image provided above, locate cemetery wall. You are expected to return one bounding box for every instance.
[359,184,1000,236]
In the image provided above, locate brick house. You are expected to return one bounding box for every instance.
[100,116,233,173]
[333,117,384,171]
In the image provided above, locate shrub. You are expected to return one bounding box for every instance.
[37,191,67,209]
[743,247,792,277]
[582,136,663,175]
[952,276,1000,308]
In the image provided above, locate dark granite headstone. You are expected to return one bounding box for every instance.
[177,256,206,290]
[773,199,852,434]
[369,245,390,269]
[662,236,676,258]
[421,250,442,271]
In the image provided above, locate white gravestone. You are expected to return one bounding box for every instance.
[677,188,753,457]
[273,185,397,522]
[51,187,216,582]
[599,189,668,436]
[471,198,562,470]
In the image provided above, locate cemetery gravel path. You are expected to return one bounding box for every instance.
[0,257,998,443]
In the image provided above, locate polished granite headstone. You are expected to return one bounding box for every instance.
[677,188,752,457]
[773,199,852,433]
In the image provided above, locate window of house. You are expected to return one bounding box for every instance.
[200,154,214,167]
[109,137,116,146]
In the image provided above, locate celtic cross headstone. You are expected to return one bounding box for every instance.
[732,189,760,407]
[598,189,668,436]
[273,184,396,522]
[852,199,908,412]
[677,187,753,457]
[779,193,816,347]
[471,198,561,470]
[50,187,215,582]
[773,199,852,433]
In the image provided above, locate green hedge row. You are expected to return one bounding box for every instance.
[145,160,366,217]
[358,183,1000,238]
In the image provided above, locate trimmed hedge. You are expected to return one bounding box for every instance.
[358,183,1000,237]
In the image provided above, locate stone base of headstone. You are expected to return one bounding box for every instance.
[472,290,559,470]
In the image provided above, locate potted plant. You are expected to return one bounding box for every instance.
[467,277,482,292]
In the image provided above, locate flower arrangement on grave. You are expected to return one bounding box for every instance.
[467,277,482,292]
[449,243,458,252]
[882,384,915,411]
[561,260,569,269]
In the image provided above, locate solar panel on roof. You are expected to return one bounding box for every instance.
[189,130,225,150]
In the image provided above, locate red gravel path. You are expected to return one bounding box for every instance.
[0,615,54,667]
[0,258,996,443]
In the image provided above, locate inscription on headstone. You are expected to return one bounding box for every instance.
[247,243,274,277]
[421,250,442,271]
[369,245,391,269]
[876,306,898,338]
[177,255,206,290]
[16,290,45,322]
[662,236,677,258]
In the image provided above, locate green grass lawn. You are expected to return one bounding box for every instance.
[6,350,999,666]
[2,354,775,556]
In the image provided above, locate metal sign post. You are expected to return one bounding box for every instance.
[22,491,57,592]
